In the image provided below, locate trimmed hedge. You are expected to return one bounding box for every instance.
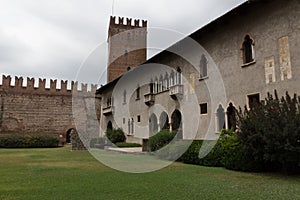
[106,128,126,144]
[115,142,142,148]
[0,134,59,148]
[149,130,177,151]
[155,129,242,168]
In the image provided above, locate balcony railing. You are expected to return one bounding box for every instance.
[144,93,155,106]
[102,105,113,115]
[169,84,183,97]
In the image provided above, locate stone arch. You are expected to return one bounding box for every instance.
[159,111,169,130]
[66,128,75,144]
[171,109,182,139]
[149,113,158,136]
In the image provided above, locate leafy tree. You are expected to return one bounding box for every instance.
[237,91,300,174]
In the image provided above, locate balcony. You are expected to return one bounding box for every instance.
[102,105,113,115]
[144,93,155,106]
[169,84,183,98]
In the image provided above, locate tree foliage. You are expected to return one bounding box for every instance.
[237,91,300,174]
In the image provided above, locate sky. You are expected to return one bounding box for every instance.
[0,0,246,89]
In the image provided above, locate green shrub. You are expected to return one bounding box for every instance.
[237,91,300,174]
[149,130,177,151]
[0,134,59,148]
[106,128,126,144]
[115,142,142,148]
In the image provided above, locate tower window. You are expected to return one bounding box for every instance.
[137,115,141,122]
[242,35,255,64]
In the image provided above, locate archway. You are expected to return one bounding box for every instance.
[159,112,169,130]
[149,114,158,136]
[66,128,75,144]
[107,121,113,132]
[227,103,236,130]
[171,109,182,139]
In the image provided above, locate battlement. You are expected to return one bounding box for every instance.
[0,75,98,96]
[109,16,147,28]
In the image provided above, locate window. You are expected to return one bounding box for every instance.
[159,75,163,92]
[154,78,158,93]
[248,93,260,109]
[123,90,126,104]
[242,35,255,64]
[200,103,208,115]
[164,73,169,90]
[136,86,140,100]
[149,80,154,94]
[170,71,175,86]
[106,97,112,107]
[137,115,141,122]
[200,54,208,78]
[131,118,134,134]
[227,103,236,130]
[176,67,182,85]
[123,118,125,124]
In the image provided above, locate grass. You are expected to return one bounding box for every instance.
[0,146,300,200]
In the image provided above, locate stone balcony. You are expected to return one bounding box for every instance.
[102,105,113,115]
[169,84,183,98]
[144,93,155,106]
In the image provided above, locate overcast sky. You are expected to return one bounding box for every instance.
[0,0,245,88]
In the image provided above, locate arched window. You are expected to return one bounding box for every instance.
[123,90,126,104]
[149,79,154,94]
[216,105,225,132]
[154,77,158,94]
[159,75,163,92]
[227,103,236,130]
[176,67,182,85]
[200,54,208,78]
[136,85,140,100]
[170,71,175,86]
[164,73,169,90]
[242,35,255,64]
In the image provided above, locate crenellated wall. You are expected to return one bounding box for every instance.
[107,16,147,82]
[0,75,100,142]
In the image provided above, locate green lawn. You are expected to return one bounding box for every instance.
[0,147,300,200]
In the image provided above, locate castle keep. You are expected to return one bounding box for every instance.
[107,16,147,82]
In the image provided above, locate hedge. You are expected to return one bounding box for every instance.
[115,142,142,148]
[0,134,59,148]
[106,128,126,144]
[149,130,177,151]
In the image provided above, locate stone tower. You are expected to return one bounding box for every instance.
[107,16,147,82]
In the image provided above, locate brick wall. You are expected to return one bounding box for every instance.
[0,75,100,143]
